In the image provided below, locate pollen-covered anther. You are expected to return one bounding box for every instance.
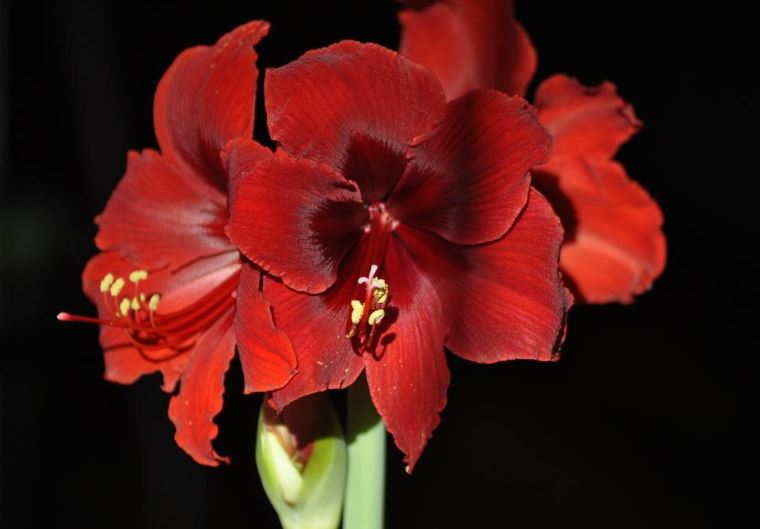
[148,293,161,312]
[368,309,385,326]
[119,297,131,317]
[350,300,364,325]
[109,277,126,297]
[129,270,149,283]
[99,273,115,293]
[130,296,141,311]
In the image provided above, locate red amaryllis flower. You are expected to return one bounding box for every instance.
[58,21,296,466]
[226,42,571,470]
[398,0,666,303]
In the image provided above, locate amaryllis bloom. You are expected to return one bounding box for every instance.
[399,0,666,303]
[226,42,571,470]
[59,21,296,466]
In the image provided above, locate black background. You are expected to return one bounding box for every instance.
[1,1,757,527]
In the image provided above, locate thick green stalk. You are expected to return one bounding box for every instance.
[342,375,385,529]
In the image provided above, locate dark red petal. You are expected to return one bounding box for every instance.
[154,21,268,186]
[535,74,641,161]
[389,90,551,245]
[534,160,666,304]
[398,0,537,99]
[396,188,570,363]
[363,236,450,472]
[82,252,188,392]
[95,149,231,271]
[264,40,446,199]
[168,309,236,466]
[235,263,297,393]
[227,155,366,294]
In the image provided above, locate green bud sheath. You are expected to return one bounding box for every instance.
[256,394,347,529]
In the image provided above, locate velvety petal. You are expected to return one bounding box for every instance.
[396,188,569,363]
[389,90,551,245]
[227,154,366,294]
[95,149,231,271]
[82,252,189,392]
[534,159,666,304]
[535,74,641,161]
[264,41,446,199]
[154,21,268,186]
[168,309,237,466]
[363,236,450,472]
[399,0,537,99]
[235,263,297,393]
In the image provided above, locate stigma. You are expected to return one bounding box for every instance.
[346,264,389,345]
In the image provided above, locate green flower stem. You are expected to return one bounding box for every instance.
[342,375,385,529]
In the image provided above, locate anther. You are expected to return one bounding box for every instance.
[110,277,126,297]
[350,300,364,325]
[119,298,131,317]
[368,309,385,326]
[129,270,148,283]
[100,273,115,293]
[148,293,161,312]
[130,296,141,311]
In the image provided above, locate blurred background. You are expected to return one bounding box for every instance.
[1,1,756,527]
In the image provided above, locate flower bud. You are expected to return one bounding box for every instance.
[256,394,346,529]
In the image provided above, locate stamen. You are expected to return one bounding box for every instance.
[130,296,141,311]
[368,309,385,326]
[129,270,148,283]
[148,293,160,311]
[119,298,131,316]
[100,273,115,293]
[350,300,364,325]
[346,263,390,347]
[110,277,126,297]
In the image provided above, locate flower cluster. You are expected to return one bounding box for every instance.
[61,1,665,472]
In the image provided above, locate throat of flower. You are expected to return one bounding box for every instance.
[58,269,236,362]
[346,264,389,348]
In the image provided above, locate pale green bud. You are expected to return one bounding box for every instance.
[256,394,347,529]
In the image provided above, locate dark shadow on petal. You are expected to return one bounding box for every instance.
[340,134,408,204]
[532,169,578,242]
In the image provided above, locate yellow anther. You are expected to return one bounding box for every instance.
[372,278,389,304]
[368,309,385,326]
[99,273,115,293]
[148,293,161,311]
[350,300,364,325]
[140,293,146,303]
[109,277,126,297]
[119,298,131,317]
[130,296,141,311]
[129,270,148,283]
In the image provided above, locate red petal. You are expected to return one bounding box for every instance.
[363,236,450,472]
[535,74,641,161]
[154,21,268,186]
[389,90,551,245]
[221,138,273,212]
[168,309,236,466]
[396,188,570,363]
[399,0,537,99]
[95,149,231,271]
[235,263,297,393]
[227,154,366,294]
[534,160,666,304]
[264,40,446,198]
[82,252,189,392]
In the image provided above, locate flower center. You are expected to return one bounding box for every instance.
[346,264,389,347]
[58,269,237,362]
[364,202,398,233]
